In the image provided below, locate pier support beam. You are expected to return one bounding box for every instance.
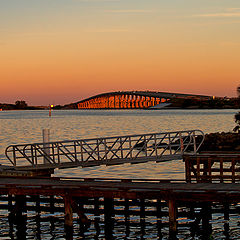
[202,203,212,233]
[168,200,177,235]
[124,198,129,221]
[72,199,89,225]
[64,194,73,228]
[9,195,27,239]
[156,199,163,238]
[9,195,26,220]
[224,202,229,221]
[104,197,114,237]
[8,194,13,211]
[104,197,114,222]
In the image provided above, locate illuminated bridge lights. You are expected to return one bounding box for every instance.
[76,91,211,109]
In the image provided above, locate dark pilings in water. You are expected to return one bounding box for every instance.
[168,200,177,236]
[64,194,73,227]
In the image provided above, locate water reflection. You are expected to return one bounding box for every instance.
[1,211,239,239]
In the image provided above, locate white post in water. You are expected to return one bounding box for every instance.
[43,129,50,164]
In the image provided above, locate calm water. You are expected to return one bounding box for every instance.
[0,109,237,179]
[0,109,239,239]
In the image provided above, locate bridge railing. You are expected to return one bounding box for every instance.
[5,130,204,169]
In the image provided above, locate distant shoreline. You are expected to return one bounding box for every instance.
[1,98,239,111]
[0,107,239,111]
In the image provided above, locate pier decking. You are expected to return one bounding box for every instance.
[0,176,240,237]
[2,176,240,201]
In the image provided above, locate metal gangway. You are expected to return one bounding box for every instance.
[5,130,204,170]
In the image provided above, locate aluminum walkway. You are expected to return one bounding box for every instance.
[5,130,204,170]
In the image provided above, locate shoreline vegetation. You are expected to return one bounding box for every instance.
[1,97,240,110]
[199,132,240,152]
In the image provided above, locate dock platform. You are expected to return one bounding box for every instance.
[0,176,240,238]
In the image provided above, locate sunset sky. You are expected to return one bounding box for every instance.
[1,0,240,105]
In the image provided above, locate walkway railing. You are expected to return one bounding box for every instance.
[5,130,204,170]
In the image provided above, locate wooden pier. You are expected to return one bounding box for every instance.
[1,130,240,238]
[0,174,240,238]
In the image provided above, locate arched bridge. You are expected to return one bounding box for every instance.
[76,91,211,109]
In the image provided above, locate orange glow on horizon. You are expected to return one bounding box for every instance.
[1,1,240,105]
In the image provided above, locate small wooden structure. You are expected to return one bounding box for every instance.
[183,151,240,183]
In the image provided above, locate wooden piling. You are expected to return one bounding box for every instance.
[189,203,195,220]
[156,199,163,238]
[11,195,26,220]
[104,197,114,222]
[124,198,129,221]
[224,202,229,221]
[35,195,41,215]
[64,194,73,228]
[104,197,114,238]
[8,194,13,211]
[94,197,100,217]
[202,203,212,233]
[168,200,177,234]
[140,199,145,219]
[156,199,162,231]
[50,196,54,214]
[72,199,89,225]
[185,156,191,183]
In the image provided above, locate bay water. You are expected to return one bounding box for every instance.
[0,109,236,179]
[0,109,238,239]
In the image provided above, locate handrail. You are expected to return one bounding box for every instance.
[5,130,204,170]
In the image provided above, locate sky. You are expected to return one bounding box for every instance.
[0,0,240,105]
